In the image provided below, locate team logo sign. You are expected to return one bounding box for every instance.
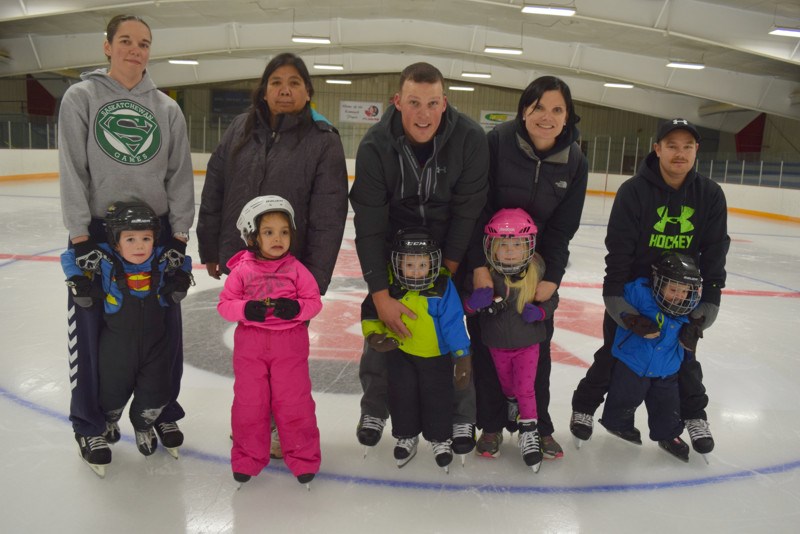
[95,100,161,165]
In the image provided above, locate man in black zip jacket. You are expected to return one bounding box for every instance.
[349,62,488,456]
[570,118,730,455]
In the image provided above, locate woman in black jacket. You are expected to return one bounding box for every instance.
[467,76,588,460]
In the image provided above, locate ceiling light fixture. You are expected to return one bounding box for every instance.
[666,61,705,70]
[484,46,523,55]
[314,63,344,70]
[521,4,576,16]
[449,86,475,92]
[168,59,199,65]
[769,26,800,38]
[604,83,634,88]
[461,72,491,79]
[291,36,331,44]
[326,79,352,85]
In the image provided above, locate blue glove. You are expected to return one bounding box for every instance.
[465,287,494,312]
[521,303,545,323]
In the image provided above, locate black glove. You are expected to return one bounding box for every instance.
[679,316,705,352]
[159,237,187,273]
[73,239,107,272]
[244,300,268,322]
[453,353,472,391]
[161,269,194,303]
[621,313,660,337]
[273,297,300,320]
[66,275,95,308]
[366,333,400,353]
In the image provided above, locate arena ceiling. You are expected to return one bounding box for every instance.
[1,0,799,132]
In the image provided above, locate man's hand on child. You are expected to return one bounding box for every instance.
[366,333,399,353]
[465,287,493,313]
[244,300,268,321]
[679,316,705,352]
[453,352,472,390]
[273,298,300,320]
[521,303,545,323]
[622,313,660,338]
[162,269,194,303]
[66,275,95,308]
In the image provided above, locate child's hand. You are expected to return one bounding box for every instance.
[162,269,194,303]
[159,237,187,273]
[453,352,472,390]
[366,333,399,353]
[66,275,95,308]
[521,303,545,323]
[679,316,705,351]
[273,298,300,320]
[465,287,494,312]
[622,313,660,338]
[73,239,107,272]
[244,300,268,321]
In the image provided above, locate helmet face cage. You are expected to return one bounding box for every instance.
[236,195,296,246]
[652,253,702,317]
[104,201,160,248]
[483,208,537,275]
[391,228,441,291]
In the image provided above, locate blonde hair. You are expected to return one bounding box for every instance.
[490,245,545,314]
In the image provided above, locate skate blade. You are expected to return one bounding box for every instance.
[701,453,710,465]
[396,452,417,468]
[88,462,106,478]
[531,462,542,473]
[459,454,466,467]
[362,445,370,459]
[165,447,179,459]
[442,465,450,474]
[305,483,312,492]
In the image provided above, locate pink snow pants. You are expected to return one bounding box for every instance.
[231,323,320,478]
[488,345,540,421]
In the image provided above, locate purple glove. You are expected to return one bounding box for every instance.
[465,287,494,313]
[521,303,545,323]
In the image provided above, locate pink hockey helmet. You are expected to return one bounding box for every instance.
[483,208,538,275]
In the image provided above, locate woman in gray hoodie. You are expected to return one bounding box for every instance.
[58,14,194,477]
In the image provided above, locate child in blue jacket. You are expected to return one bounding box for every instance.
[600,252,702,462]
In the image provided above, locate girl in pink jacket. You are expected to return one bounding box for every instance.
[218,195,322,487]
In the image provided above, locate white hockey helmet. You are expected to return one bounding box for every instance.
[236,195,296,245]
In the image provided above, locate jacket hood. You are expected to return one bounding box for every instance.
[226,249,296,271]
[79,67,158,95]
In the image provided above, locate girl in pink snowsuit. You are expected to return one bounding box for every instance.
[217,195,322,486]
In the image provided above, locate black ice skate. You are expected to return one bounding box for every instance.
[600,420,642,445]
[356,414,386,458]
[517,420,543,473]
[233,472,251,489]
[451,423,475,465]
[75,432,111,478]
[431,440,453,473]
[155,421,183,459]
[135,427,158,456]
[569,411,593,449]
[297,473,315,491]
[659,436,690,462]
[686,419,714,463]
[394,436,419,468]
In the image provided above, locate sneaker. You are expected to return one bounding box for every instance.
[270,424,283,459]
[233,472,251,483]
[604,426,642,445]
[155,422,184,449]
[394,436,419,468]
[356,414,386,447]
[103,422,121,444]
[569,411,593,441]
[135,428,158,456]
[431,440,453,469]
[506,397,519,433]
[685,419,714,454]
[541,435,564,459]
[75,432,111,465]
[475,430,503,458]
[451,423,476,454]
[517,420,543,470]
[659,436,690,462]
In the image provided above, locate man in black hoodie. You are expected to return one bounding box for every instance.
[349,63,488,457]
[570,119,730,456]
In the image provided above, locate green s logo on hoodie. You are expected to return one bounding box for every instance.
[95,100,161,165]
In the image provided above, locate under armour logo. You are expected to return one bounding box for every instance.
[653,205,695,233]
[672,119,689,125]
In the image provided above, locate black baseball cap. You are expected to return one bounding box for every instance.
[656,118,700,142]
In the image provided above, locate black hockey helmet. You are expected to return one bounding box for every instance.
[391,226,442,290]
[652,252,702,316]
[104,200,160,248]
